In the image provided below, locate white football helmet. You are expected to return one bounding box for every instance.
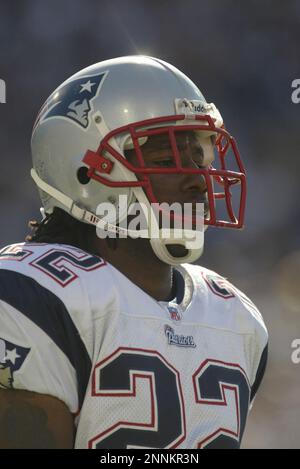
[31,56,246,265]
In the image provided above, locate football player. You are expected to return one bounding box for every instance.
[0,56,268,449]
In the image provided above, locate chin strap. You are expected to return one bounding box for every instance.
[150,237,203,266]
[31,169,96,224]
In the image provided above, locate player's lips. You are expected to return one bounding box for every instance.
[177,198,209,220]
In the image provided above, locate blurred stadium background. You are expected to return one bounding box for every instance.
[0,0,299,448]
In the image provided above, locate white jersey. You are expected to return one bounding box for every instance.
[0,242,268,449]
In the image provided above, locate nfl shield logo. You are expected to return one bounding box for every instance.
[168,306,182,322]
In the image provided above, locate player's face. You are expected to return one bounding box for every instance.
[128,130,215,213]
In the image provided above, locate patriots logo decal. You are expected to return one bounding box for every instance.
[0,338,30,389]
[37,72,107,129]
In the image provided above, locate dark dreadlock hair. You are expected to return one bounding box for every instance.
[26,207,98,255]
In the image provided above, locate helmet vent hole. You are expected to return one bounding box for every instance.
[77,166,91,185]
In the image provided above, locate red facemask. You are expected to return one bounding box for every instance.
[83,114,246,229]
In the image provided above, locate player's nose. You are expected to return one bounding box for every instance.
[180,161,208,197]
